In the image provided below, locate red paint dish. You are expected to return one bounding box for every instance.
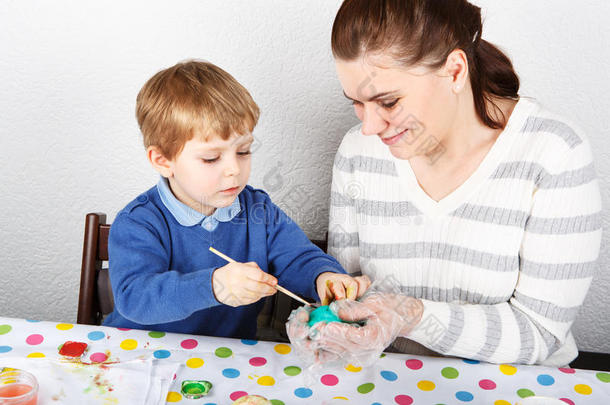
[58,341,88,357]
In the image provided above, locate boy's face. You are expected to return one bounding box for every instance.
[163,133,253,215]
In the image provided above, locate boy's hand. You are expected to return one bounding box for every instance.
[316,272,371,305]
[212,262,278,307]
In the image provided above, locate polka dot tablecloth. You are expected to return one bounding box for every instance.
[1,317,609,404]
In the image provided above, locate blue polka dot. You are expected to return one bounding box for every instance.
[294,387,313,398]
[222,368,240,378]
[371,403,382,405]
[537,374,555,386]
[241,339,258,345]
[456,391,474,402]
[0,346,12,353]
[26,319,41,323]
[380,370,398,381]
[88,331,105,341]
[462,359,479,364]
[153,350,171,359]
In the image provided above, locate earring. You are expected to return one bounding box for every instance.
[454,85,461,92]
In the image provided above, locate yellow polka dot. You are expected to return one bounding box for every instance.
[27,352,45,358]
[166,391,182,402]
[186,357,204,368]
[257,376,275,386]
[499,364,517,375]
[494,401,512,405]
[120,339,138,350]
[274,344,291,354]
[574,384,592,395]
[56,323,73,331]
[417,380,435,391]
[345,364,362,372]
[333,397,349,400]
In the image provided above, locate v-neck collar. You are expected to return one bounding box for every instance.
[391,98,535,217]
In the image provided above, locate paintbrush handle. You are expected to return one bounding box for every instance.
[208,246,313,306]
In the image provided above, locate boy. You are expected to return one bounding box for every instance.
[103,60,370,338]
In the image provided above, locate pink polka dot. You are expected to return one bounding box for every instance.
[479,379,496,390]
[180,339,198,349]
[249,357,267,367]
[89,352,108,363]
[117,328,131,331]
[559,399,575,405]
[395,395,414,405]
[26,334,43,345]
[173,374,176,380]
[559,368,576,374]
[230,391,248,401]
[321,374,339,386]
[405,359,423,370]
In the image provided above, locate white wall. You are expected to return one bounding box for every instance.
[1,0,608,353]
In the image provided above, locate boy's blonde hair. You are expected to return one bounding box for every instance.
[136,60,260,160]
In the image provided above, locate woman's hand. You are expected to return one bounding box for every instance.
[315,272,371,305]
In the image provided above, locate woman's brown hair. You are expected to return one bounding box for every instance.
[331,0,519,129]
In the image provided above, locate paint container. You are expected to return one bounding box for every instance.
[180,380,212,399]
[0,368,38,405]
[58,341,88,358]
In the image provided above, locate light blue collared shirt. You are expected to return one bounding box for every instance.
[156,177,241,232]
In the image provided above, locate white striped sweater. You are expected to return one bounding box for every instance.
[328,97,602,366]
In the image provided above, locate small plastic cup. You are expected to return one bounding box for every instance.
[0,368,38,405]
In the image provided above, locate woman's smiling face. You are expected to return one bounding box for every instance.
[335,55,458,161]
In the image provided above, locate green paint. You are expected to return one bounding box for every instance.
[181,380,212,399]
[597,372,610,383]
[271,400,285,405]
[215,347,232,358]
[441,367,459,379]
[0,325,11,335]
[380,353,386,358]
[357,382,375,394]
[148,331,165,338]
[308,305,342,327]
[517,388,535,398]
[284,366,301,376]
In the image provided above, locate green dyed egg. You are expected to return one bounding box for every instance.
[307,305,342,327]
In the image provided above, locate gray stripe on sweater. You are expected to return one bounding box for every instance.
[328,231,359,248]
[492,161,596,189]
[334,154,398,176]
[399,286,509,305]
[525,212,602,234]
[513,307,536,363]
[452,204,529,228]
[361,242,518,272]
[331,192,422,217]
[521,259,597,280]
[435,304,465,353]
[514,291,580,322]
[477,306,502,359]
[521,117,582,148]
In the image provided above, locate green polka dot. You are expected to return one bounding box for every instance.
[357,383,375,394]
[215,347,232,358]
[284,366,301,376]
[148,331,165,338]
[0,325,12,335]
[517,388,535,398]
[441,367,459,379]
[270,400,285,405]
[597,372,610,383]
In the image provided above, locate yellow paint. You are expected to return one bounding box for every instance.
[166,391,182,402]
[27,352,45,358]
[417,380,435,391]
[499,364,517,375]
[186,357,204,368]
[274,344,291,354]
[56,323,74,331]
[345,364,362,372]
[257,376,275,386]
[574,384,592,395]
[120,339,138,350]
[1,378,17,384]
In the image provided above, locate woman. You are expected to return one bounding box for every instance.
[290,0,601,366]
